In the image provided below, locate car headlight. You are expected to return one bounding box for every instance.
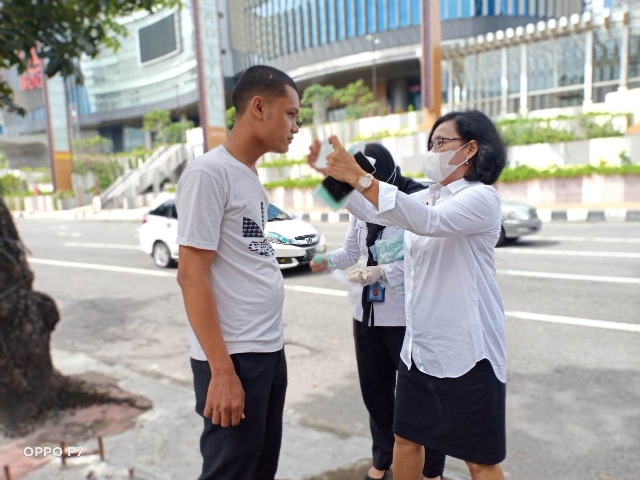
[266,232,290,244]
[506,209,531,221]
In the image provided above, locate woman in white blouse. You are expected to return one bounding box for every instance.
[310,143,446,480]
[324,111,508,480]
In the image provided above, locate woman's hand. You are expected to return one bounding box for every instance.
[326,135,365,186]
[307,139,328,176]
[310,258,329,273]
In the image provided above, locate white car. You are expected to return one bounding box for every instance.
[139,195,326,270]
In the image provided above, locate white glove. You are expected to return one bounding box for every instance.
[348,265,383,286]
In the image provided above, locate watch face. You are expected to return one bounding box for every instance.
[357,174,373,192]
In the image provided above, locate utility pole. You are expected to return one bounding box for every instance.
[420,0,442,130]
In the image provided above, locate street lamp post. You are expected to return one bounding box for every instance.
[366,35,381,111]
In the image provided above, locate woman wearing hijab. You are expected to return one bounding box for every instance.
[324,111,508,480]
[308,142,446,480]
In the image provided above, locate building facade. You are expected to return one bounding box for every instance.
[4,0,635,169]
[441,0,640,117]
[225,0,585,115]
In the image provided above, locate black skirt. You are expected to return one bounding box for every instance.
[393,358,506,465]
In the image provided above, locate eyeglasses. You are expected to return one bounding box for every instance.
[429,136,464,151]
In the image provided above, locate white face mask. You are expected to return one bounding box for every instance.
[422,143,470,184]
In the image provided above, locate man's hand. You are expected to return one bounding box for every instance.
[307,139,328,176]
[203,364,246,427]
[327,135,365,185]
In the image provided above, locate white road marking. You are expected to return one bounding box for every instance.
[27,259,639,332]
[506,311,640,333]
[30,258,174,277]
[497,248,640,259]
[498,270,640,285]
[63,242,141,250]
[284,285,349,297]
[535,236,640,244]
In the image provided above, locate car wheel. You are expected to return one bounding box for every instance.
[496,226,506,248]
[506,236,520,244]
[152,241,175,268]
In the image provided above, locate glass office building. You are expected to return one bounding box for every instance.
[6,0,623,162]
[1,3,202,153]
[234,0,582,63]
[224,0,585,116]
[441,2,640,117]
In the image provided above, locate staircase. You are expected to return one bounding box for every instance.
[100,144,189,209]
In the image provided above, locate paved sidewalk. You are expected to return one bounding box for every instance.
[10,350,472,480]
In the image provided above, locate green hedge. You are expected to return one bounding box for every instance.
[498,163,640,183]
[497,112,627,146]
[265,164,640,190]
[338,112,629,147]
[259,158,307,169]
[351,128,417,143]
[263,177,323,190]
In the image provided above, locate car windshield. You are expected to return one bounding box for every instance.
[267,203,292,222]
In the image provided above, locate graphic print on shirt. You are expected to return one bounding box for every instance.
[243,202,274,257]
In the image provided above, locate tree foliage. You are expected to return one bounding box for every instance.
[165,119,195,144]
[72,136,113,155]
[0,175,29,196]
[226,106,237,132]
[300,81,381,123]
[332,80,379,120]
[142,109,172,143]
[301,84,336,108]
[0,0,180,114]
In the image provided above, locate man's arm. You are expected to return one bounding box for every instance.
[177,245,245,427]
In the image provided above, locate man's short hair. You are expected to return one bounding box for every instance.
[231,65,299,115]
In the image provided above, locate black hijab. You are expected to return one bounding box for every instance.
[360,143,426,327]
[363,143,425,250]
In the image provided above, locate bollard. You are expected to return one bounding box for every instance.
[60,441,67,466]
[98,437,105,461]
[59,436,106,466]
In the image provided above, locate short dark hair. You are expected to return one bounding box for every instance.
[428,110,507,185]
[231,65,299,115]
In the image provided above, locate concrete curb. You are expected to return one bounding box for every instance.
[293,209,640,224]
[536,208,640,223]
[12,208,640,224]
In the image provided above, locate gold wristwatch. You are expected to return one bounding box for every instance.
[355,173,374,193]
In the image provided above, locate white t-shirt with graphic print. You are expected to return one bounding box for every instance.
[175,145,285,361]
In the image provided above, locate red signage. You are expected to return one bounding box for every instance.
[19,50,43,91]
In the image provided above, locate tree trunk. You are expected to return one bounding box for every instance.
[0,196,151,437]
[0,196,62,436]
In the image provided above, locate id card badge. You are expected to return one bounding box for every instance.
[367,282,385,302]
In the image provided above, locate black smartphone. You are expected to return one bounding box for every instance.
[321,151,376,203]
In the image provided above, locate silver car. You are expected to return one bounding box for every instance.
[416,179,541,247]
[498,200,542,246]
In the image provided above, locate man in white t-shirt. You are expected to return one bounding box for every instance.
[175,65,300,480]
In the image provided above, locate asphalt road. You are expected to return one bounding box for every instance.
[13,218,640,480]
